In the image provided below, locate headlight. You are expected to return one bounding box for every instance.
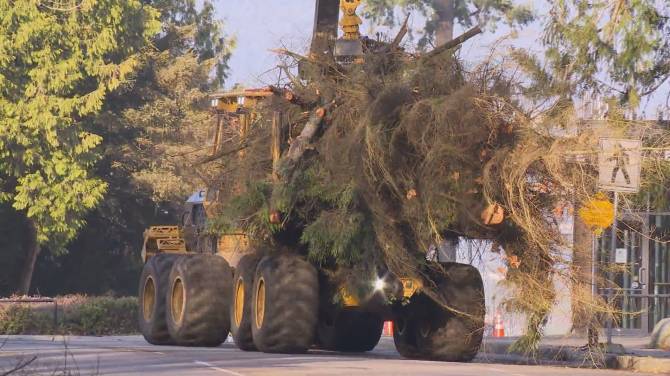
[374,278,385,292]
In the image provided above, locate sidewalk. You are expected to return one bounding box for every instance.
[481,335,670,374]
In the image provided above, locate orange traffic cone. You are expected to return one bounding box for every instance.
[493,311,505,337]
[383,321,394,336]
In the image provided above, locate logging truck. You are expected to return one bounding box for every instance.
[137,0,485,361]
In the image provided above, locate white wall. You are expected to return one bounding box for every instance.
[457,211,575,337]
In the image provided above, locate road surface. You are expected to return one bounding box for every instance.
[0,336,652,375]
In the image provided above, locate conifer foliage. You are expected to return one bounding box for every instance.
[0,0,234,295]
[0,0,160,293]
[363,0,533,47]
[543,1,670,107]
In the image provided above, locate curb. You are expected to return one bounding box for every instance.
[482,340,670,374]
[612,355,670,374]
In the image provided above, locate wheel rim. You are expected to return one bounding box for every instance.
[234,278,245,326]
[142,276,156,322]
[255,277,265,329]
[171,277,185,325]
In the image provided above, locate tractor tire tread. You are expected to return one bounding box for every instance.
[251,254,318,354]
[230,252,263,351]
[166,254,232,347]
[138,254,180,345]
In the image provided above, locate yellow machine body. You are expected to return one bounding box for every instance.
[141,226,187,262]
[399,277,423,299]
[139,1,422,301]
[140,89,271,269]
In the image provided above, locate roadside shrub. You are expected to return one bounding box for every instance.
[61,296,138,335]
[0,305,55,335]
[0,295,139,335]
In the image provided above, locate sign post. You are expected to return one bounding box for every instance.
[597,138,641,346]
[606,191,618,345]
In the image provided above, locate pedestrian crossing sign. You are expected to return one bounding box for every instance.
[598,138,641,193]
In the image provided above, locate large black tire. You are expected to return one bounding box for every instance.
[393,263,485,362]
[166,254,232,347]
[138,254,180,345]
[251,254,318,353]
[392,302,421,359]
[230,253,263,351]
[317,309,384,352]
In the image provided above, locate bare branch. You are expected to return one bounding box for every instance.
[270,48,308,61]
[424,25,483,59]
[197,143,249,165]
[390,14,410,49]
[1,356,37,376]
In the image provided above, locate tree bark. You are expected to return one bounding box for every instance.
[16,217,40,296]
[277,102,335,179]
[571,207,594,336]
[433,0,455,46]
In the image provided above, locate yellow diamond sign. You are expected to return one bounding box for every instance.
[578,193,614,235]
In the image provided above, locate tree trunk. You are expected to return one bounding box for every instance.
[276,103,334,180]
[16,217,40,296]
[571,208,594,336]
[433,0,455,46]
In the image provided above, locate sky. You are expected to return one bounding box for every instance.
[217,1,317,88]
[216,1,667,118]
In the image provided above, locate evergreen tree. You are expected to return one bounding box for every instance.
[100,0,232,207]
[153,0,233,88]
[363,0,533,47]
[543,1,670,107]
[0,0,160,294]
[29,0,234,296]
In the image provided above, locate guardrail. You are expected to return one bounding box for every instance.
[0,297,58,327]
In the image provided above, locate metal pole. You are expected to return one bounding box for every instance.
[607,191,619,345]
[588,234,598,347]
[54,300,58,329]
[591,236,597,299]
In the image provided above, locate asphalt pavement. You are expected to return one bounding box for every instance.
[0,335,655,375]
